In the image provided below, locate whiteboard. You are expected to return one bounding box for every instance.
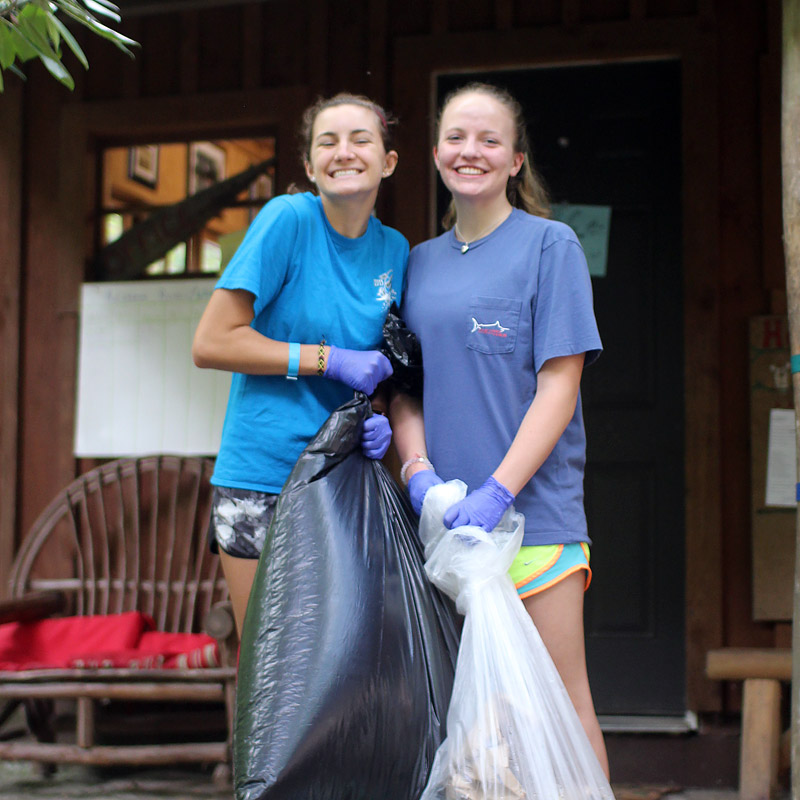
[74,279,230,457]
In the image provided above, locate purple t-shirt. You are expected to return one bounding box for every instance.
[402,208,601,546]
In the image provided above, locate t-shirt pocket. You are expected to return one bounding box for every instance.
[466,296,522,355]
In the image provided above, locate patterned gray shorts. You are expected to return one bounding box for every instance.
[210,486,279,559]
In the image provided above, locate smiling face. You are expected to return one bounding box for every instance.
[434,91,524,207]
[304,104,398,202]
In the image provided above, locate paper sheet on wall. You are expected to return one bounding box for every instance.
[765,407,797,507]
[74,279,230,457]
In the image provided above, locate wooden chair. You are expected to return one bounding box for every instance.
[0,455,237,784]
[706,648,792,800]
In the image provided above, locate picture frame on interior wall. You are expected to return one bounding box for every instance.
[248,172,273,222]
[127,145,159,189]
[188,142,226,195]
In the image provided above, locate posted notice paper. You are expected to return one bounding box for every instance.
[74,279,230,457]
[765,407,798,508]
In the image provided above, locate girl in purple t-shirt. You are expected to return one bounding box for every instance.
[390,82,609,777]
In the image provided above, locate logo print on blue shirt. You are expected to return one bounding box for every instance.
[374,270,396,311]
[470,318,510,338]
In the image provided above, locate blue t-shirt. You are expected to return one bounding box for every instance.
[402,208,601,546]
[212,192,409,493]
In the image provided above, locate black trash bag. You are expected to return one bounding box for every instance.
[380,302,424,398]
[235,393,460,800]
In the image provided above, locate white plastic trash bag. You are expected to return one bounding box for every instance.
[419,480,615,800]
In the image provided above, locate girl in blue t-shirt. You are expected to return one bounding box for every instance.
[390,83,609,777]
[193,94,408,635]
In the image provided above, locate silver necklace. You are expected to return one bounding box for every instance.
[453,213,509,254]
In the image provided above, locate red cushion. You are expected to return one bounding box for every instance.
[0,613,218,670]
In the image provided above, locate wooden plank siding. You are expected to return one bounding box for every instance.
[0,80,23,600]
[0,0,786,716]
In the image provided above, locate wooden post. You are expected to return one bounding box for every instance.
[784,2,800,798]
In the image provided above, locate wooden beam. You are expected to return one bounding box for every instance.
[740,679,782,800]
[782,1,800,795]
[0,683,226,700]
[495,0,513,31]
[179,11,200,94]
[706,648,792,681]
[18,69,78,552]
[241,3,263,90]
[76,697,95,748]
[563,0,580,27]
[307,0,328,95]
[0,79,22,600]
[431,0,447,35]
[367,0,388,102]
[679,34,724,714]
[0,741,228,764]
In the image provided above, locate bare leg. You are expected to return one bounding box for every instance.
[218,550,260,637]
[522,571,610,778]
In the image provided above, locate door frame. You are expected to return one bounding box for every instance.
[392,19,722,712]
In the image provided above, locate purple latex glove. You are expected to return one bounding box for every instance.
[325,346,392,396]
[443,476,515,531]
[408,469,445,515]
[361,413,392,460]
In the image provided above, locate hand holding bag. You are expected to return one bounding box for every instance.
[419,480,615,800]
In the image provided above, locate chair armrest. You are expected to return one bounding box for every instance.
[0,591,66,625]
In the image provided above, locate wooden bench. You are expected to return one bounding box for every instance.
[0,455,237,784]
[706,647,791,800]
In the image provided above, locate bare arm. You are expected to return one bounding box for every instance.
[192,288,326,376]
[493,353,585,494]
[388,391,431,481]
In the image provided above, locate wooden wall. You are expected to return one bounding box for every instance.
[0,0,786,714]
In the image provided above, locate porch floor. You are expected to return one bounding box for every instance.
[0,761,772,800]
[0,705,778,800]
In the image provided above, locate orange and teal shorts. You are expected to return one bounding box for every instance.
[509,542,591,599]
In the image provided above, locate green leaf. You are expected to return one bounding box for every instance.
[0,0,32,13]
[0,17,40,62]
[82,0,120,22]
[57,3,138,51]
[39,49,73,88]
[83,0,121,14]
[1,0,137,89]
[50,12,86,68]
[0,23,15,68]
[16,11,62,61]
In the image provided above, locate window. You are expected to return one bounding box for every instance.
[96,137,275,280]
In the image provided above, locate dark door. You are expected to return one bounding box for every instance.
[437,61,685,715]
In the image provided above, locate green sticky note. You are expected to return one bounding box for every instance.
[551,204,611,278]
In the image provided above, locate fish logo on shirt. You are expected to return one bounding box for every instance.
[471,318,510,337]
[374,270,396,311]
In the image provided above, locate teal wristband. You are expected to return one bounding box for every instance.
[286,342,300,380]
